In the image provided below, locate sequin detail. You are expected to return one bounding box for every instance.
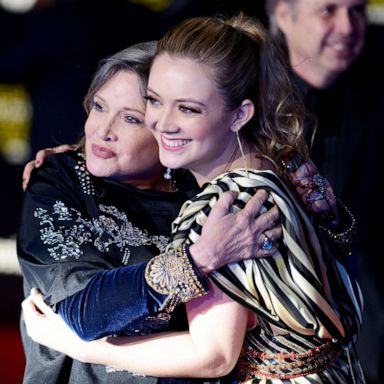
[74,153,95,195]
[145,244,208,312]
[34,201,169,263]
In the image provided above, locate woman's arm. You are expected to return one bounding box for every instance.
[23,283,250,378]
[281,151,356,257]
[19,151,277,340]
[22,144,79,190]
[92,281,249,377]
[54,190,279,342]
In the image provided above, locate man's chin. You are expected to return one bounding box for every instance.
[327,57,356,76]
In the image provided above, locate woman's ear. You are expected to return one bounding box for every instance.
[230,99,255,133]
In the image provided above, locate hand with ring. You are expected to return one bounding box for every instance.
[279,149,337,224]
[261,234,273,251]
[190,189,281,275]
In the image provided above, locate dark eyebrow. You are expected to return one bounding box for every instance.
[124,107,145,116]
[177,98,207,108]
[146,87,159,96]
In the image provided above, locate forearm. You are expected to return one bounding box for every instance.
[80,331,231,378]
[24,290,226,377]
[58,257,207,341]
[76,282,247,378]
[23,276,248,378]
[57,263,169,341]
[318,199,356,258]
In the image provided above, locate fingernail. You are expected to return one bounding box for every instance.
[30,287,40,295]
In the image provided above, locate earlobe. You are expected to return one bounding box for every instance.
[230,99,255,133]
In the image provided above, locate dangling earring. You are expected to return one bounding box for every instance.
[236,131,249,176]
[163,167,172,180]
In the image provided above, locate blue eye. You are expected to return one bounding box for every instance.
[124,115,142,125]
[92,100,104,112]
[144,96,161,106]
[179,105,201,114]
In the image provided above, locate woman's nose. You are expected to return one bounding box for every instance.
[97,118,118,141]
[154,108,180,133]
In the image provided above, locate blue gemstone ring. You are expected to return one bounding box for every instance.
[261,236,273,251]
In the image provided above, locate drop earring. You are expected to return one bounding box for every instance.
[164,167,172,180]
[236,131,249,177]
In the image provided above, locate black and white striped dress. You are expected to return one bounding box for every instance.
[169,169,364,383]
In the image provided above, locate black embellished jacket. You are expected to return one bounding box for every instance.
[17,150,204,384]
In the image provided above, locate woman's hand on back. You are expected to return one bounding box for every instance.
[22,144,79,191]
[190,189,281,275]
[280,150,338,224]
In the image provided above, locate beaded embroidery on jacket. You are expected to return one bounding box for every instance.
[33,153,169,264]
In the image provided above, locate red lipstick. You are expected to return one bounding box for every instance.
[91,144,116,159]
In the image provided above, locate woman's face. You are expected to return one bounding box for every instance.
[84,70,163,187]
[145,54,238,182]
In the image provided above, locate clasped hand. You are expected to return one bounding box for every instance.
[22,289,87,360]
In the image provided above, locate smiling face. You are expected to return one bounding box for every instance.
[84,70,164,188]
[276,0,366,88]
[145,54,241,184]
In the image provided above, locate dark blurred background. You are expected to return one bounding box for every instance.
[0,0,383,383]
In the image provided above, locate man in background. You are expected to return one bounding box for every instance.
[265,0,384,382]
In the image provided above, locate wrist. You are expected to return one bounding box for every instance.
[189,243,216,276]
[64,337,90,363]
[145,244,208,312]
[319,199,356,256]
[78,339,100,364]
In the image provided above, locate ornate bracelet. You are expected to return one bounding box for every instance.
[145,243,208,313]
[319,199,356,256]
